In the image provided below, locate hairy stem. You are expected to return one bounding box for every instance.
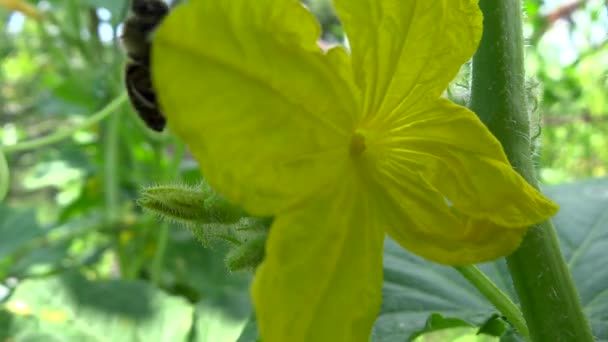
[469,1,594,341]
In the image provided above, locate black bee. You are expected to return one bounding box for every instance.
[121,0,169,132]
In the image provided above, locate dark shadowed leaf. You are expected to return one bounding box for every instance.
[0,205,45,260]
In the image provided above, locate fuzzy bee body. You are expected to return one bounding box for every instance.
[122,0,169,132]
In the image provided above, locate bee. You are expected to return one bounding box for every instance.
[121,0,169,132]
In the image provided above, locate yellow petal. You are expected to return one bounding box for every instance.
[370,168,526,265]
[252,171,384,342]
[381,98,558,229]
[334,0,482,120]
[152,0,358,215]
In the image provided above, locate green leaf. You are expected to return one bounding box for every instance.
[414,328,497,342]
[8,240,71,277]
[192,299,249,342]
[236,313,259,342]
[2,272,193,341]
[499,328,526,342]
[163,234,252,303]
[50,72,100,112]
[0,205,45,260]
[373,177,608,341]
[373,238,511,342]
[477,314,509,337]
[409,313,473,340]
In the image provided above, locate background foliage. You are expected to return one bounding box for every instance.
[0,0,606,341]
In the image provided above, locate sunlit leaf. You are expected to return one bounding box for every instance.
[193,298,249,342]
[2,272,193,341]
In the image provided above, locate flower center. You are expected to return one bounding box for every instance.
[350,132,366,156]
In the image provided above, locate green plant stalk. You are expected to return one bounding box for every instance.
[66,0,94,62]
[0,150,9,202]
[104,100,122,229]
[148,133,186,285]
[469,1,594,341]
[150,141,170,286]
[151,224,169,285]
[104,100,138,279]
[1,93,128,153]
[454,265,528,338]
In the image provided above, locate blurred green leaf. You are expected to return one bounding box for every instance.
[163,233,251,306]
[235,313,259,342]
[8,240,71,276]
[192,298,249,342]
[523,0,540,17]
[2,272,193,341]
[499,328,526,342]
[50,73,103,113]
[82,0,128,25]
[414,328,497,342]
[0,205,45,259]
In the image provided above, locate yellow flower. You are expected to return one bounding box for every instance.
[152,0,558,341]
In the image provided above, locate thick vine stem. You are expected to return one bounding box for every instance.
[469,1,594,341]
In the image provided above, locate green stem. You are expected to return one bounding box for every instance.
[103,98,130,278]
[66,0,94,62]
[1,93,127,154]
[149,136,181,286]
[104,104,122,223]
[0,150,9,202]
[453,265,529,339]
[469,1,594,341]
[151,224,169,285]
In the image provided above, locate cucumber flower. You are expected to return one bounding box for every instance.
[152,0,558,341]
